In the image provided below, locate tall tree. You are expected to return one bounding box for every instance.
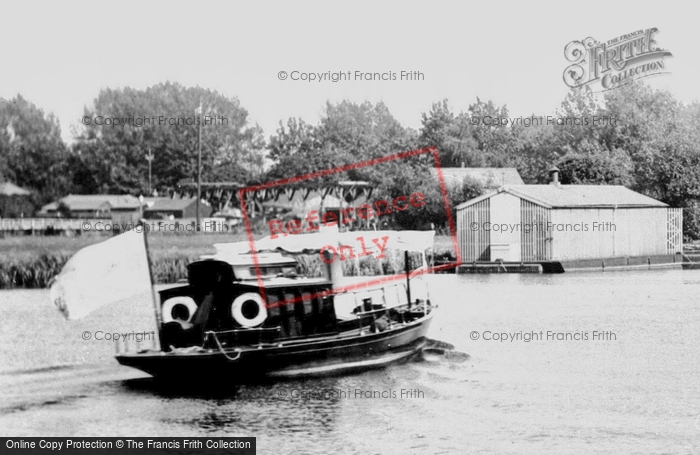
[598,81,682,197]
[72,82,265,194]
[419,98,518,169]
[419,100,479,167]
[0,95,70,204]
[266,100,418,184]
[268,118,318,163]
[466,98,517,167]
[315,100,418,160]
[556,149,633,186]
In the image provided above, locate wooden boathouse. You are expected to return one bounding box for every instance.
[455,169,683,272]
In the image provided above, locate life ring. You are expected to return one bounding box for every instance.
[162,296,198,324]
[231,292,267,328]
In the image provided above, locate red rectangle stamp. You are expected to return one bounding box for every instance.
[237,146,460,309]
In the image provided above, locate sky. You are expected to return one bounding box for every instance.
[0,1,697,144]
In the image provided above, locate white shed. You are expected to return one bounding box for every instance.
[455,182,683,263]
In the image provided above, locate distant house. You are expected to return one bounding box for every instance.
[39,194,143,224]
[37,201,60,217]
[0,181,33,218]
[143,197,212,220]
[431,167,524,191]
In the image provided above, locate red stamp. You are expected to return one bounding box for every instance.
[238,146,459,308]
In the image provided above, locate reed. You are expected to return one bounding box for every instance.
[0,254,69,289]
[0,252,200,289]
[0,233,452,289]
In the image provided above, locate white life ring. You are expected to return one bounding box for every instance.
[231,292,267,328]
[162,296,198,324]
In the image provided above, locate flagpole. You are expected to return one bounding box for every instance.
[145,148,154,196]
[196,100,202,232]
[140,221,162,350]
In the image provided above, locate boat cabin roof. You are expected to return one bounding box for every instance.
[236,276,331,290]
[199,251,297,267]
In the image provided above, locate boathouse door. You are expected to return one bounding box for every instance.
[520,200,551,261]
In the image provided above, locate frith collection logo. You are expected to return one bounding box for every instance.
[563,28,672,91]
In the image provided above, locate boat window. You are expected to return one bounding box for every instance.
[334,293,357,320]
[370,289,384,306]
[284,292,300,337]
[266,293,281,323]
[247,265,297,278]
[302,292,314,316]
[397,284,406,305]
[410,277,429,300]
[384,285,400,308]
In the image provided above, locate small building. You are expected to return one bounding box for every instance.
[431,167,524,191]
[39,194,143,224]
[143,197,211,220]
[455,170,683,266]
[0,181,33,218]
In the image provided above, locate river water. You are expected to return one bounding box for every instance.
[1,271,699,454]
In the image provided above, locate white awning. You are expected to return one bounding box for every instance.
[252,230,435,254]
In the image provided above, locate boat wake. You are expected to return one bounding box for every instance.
[1,363,78,376]
[0,363,148,415]
[420,339,470,362]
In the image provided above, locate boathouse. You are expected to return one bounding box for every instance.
[455,170,683,269]
[0,180,33,218]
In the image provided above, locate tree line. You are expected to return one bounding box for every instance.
[1,81,700,238]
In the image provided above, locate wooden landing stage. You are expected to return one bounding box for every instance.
[456,254,687,274]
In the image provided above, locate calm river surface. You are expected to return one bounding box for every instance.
[1,271,699,454]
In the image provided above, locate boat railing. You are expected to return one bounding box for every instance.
[203,331,242,361]
[343,283,430,334]
[204,326,282,347]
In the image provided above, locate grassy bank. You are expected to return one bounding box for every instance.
[0,232,457,289]
[0,233,247,289]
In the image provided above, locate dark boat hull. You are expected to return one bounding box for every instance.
[116,314,432,382]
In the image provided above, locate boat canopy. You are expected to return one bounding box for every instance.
[247,230,435,255]
[202,248,297,266]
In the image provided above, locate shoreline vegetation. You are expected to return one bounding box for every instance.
[0,233,457,289]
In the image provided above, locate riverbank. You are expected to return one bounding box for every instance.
[0,233,457,289]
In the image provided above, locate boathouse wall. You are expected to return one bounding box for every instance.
[549,207,669,260]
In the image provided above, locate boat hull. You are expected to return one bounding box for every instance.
[116,314,432,382]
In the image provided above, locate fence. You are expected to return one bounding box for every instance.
[0,218,239,234]
[0,218,102,233]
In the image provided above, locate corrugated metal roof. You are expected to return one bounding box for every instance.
[431,167,524,188]
[456,184,668,209]
[60,194,142,211]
